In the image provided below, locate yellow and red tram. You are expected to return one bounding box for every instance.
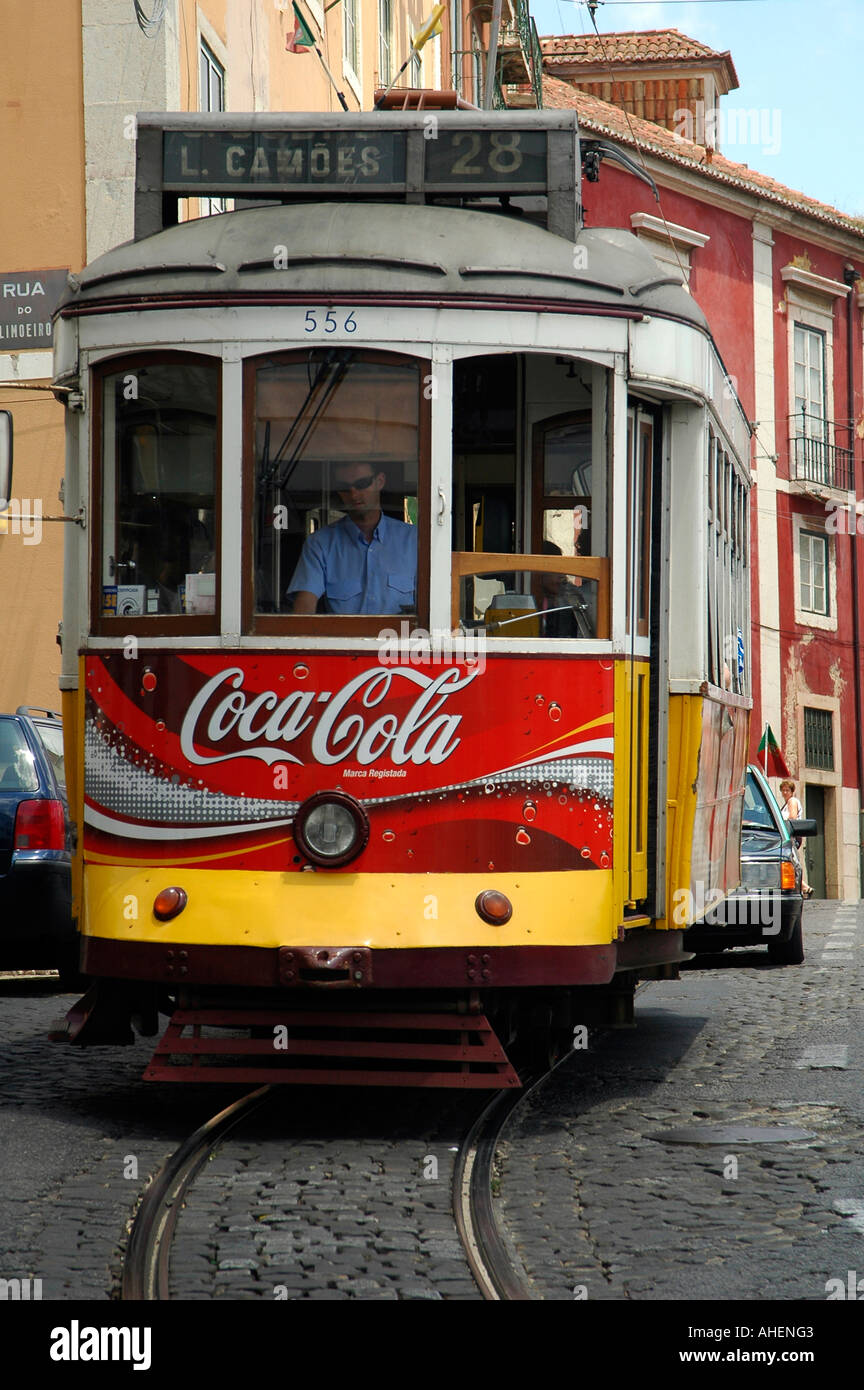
[50,109,752,1085]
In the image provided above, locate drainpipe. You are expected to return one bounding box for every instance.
[482,0,503,109]
[843,263,863,894]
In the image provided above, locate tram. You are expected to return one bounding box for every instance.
[46,107,752,1086]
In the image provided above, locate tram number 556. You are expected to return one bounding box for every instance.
[304,310,358,334]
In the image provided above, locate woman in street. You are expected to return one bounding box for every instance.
[779,779,813,897]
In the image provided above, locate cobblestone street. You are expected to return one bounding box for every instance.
[498,899,864,1300]
[0,899,861,1305]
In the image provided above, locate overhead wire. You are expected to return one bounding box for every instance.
[133,1,167,36]
[578,4,693,290]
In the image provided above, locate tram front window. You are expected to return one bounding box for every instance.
[452,353,609,639]
[98,359,218,622]
[251,350,421,620]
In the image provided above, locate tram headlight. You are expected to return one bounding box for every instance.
[293,792,369,867]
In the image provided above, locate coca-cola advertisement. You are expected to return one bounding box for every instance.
[84,652,614,873]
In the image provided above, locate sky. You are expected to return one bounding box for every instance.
[530,0,864,219]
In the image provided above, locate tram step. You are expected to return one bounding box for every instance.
[143,1007,522,1088]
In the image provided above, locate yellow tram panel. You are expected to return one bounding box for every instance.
[612,659,651,923]
[62,681,85,923]
[664,690,749,928]
[82,864,616,951]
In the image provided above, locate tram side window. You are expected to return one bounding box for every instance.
[706,427,749,695]
[251,352,421,621]
[99,360,218,621]
[452,353,608,639]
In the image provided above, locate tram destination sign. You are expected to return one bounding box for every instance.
[163,130,407,189]
[136,113,579,239]
[424,131,546,186]
[162,127,548,194]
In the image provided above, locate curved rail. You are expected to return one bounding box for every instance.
[122,1086,272,1301]
[453,1080,539,1301]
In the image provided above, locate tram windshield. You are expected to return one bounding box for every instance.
[452,353,609,640]
[98,359,218,620]
[93,347,614,640]
[252,350,421,619]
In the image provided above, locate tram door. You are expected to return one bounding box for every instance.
[625,406,654,905]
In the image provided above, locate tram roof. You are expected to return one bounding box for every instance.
[60,200,708,329]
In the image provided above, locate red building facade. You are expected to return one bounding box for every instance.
[543,30,864,898]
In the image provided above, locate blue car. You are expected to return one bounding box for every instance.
[0,707,77,979]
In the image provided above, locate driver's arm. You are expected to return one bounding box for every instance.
[291,590,318,614]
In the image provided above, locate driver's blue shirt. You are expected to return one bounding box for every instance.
[288,512,417,615]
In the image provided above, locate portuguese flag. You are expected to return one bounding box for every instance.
[758,724,790,780]
[286,2,315,52]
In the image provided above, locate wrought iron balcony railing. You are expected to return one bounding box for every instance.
[790,433,854,491]
[452,0,543,109]
[495,0,543,107]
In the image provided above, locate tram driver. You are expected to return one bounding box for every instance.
[288,461,417,615]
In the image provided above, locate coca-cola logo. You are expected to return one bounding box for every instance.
[179,665,481,769]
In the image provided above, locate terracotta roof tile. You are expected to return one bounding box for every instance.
[541,29,724,65]
[541,76,864,239]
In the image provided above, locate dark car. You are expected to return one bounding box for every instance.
[0,707,77,979]
[684,763,816,965]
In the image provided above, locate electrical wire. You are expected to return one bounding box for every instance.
[571,1,789,7]
[578,6,693,289]
[133,1,167,36]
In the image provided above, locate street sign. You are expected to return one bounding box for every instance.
[0,270,69,350]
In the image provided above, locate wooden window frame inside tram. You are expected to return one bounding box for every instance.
[241,348,431,638]
[90,351,223,638]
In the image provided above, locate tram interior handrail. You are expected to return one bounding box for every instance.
[452,551,610,639]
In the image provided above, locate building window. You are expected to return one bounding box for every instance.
[630,214,709,290]
[200,40,224,113]
[793,324,826,441]
[199,41,225,216]
[804,707,834,771]
[799,529,829,615]
[378,0,392,83]
[344,0,359,79]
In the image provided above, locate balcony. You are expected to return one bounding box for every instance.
[496,0,544,108]
[790,432,854,493]
[453,0,543,108]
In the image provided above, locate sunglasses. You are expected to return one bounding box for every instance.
[336,473,376,493]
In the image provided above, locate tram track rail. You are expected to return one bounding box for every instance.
[453,1071,549,1301]
[121,1086,272,1300]
[121,1062,557,1301]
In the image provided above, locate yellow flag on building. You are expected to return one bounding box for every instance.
[412,3,445,53]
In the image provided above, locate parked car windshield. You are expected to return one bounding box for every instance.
[742,769,778,831]
[34,721,65,791]
[0,719,40,793]
[742,767,790,840]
